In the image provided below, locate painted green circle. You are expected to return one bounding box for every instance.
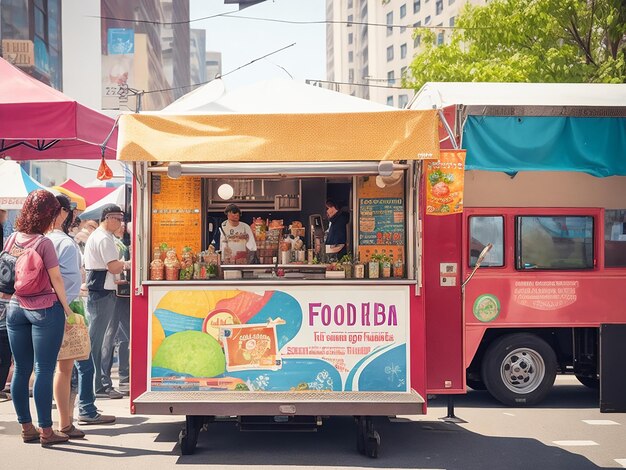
[473,294,501,322]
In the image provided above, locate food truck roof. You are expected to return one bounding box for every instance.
[117,79,440,163]
[410,82,626,177]
[410,82,626,109]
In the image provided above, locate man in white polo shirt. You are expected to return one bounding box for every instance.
[84,204,130,399]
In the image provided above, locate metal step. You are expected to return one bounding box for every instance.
[133,390,425,416]
[238,415,319,432]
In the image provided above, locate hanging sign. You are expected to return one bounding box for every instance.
[426,150,466,216]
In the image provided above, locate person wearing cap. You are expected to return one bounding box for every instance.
[211,204,257,264]
[83,204,130,400]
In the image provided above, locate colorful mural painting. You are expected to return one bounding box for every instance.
[149,286,409,393]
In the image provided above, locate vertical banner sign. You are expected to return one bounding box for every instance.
[426,150,466,216]
[102,27,135,110]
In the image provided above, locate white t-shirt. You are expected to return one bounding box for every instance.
[84,226,121,290]
[219,221,257,264]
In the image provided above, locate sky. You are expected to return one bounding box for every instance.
[190,0,326,90]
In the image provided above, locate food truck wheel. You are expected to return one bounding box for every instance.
[482,333,557,407]
[356,416,380,458]
[365,431,381,458]
[179,429,197,455]
[356,416,367,454]
[575,374,599,389]
[178,415,203,455]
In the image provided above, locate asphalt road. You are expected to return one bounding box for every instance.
[0,376,624,469]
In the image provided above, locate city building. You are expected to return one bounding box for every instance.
[326,0,486,107]
[0,0,63,90]
[205,51,222,81]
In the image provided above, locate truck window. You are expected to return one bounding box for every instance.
[468,216,504,267]
[605,209,626,268]
[516,216,594,270]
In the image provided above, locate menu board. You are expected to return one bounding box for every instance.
[151,175,202,253]
[356,175,406,263]
[358,198,405,246]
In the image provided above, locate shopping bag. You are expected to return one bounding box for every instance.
[57,320,91,361]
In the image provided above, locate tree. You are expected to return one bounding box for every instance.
[405,0,626,90]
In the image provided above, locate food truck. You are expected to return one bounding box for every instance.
[411,82,626,410]
[117,80,442,456]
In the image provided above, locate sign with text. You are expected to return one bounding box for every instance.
[151,176,202,254]
[356,175,405,264]
[358,197,405,246]
[148,285,410,393]
[2,40,34,67]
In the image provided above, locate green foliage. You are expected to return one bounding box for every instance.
[405,0,626,90]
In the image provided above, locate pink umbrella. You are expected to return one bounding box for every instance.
[0,57,117,160]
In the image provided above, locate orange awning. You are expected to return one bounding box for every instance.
[117,110,439,163]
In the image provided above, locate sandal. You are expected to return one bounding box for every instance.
[21,426,40,443]
[60,424,85,439]
[40,430,69,446]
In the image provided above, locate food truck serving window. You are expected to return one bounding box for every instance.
[145,166,414,283]
[516,215,594,270]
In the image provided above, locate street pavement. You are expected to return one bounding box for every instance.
[0,375,624,469]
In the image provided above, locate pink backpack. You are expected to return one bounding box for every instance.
[10,235,53,297]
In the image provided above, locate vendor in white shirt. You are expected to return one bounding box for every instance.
[211,204,257,264]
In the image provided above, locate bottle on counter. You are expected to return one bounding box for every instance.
[353,256,365,279]
[382,257,392,278]
[150,246,165,280]
[394,256,404,278]
[164,247,181,281]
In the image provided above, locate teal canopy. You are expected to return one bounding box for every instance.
[463,116,626,177]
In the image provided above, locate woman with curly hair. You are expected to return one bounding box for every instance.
[3,190,75,446]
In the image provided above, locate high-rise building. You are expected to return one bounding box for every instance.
[326,0,486,107]
[205,51,222,81]
[0,0,63,90]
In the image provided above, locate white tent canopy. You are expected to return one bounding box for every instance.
[160,78,395,114]
[0,160,47,209]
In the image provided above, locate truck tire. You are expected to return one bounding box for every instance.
[481,333,557,407]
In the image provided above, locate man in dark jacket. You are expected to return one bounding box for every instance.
[325,199,349,260]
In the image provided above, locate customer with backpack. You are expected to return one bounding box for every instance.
[0,190,76,446]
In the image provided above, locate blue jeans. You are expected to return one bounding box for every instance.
[114,296,130,385]
[87,291,120,393]
[6,300,65,428]
[0,299,11,390]
[70,352,99,418]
